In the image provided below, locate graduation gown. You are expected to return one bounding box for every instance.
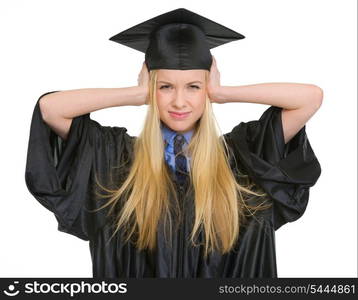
[25,91,321,278]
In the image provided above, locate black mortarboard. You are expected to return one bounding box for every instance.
[109,8,245,71]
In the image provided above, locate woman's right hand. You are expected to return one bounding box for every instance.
[137,61,150,105]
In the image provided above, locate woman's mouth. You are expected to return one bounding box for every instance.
[169,111,191,120]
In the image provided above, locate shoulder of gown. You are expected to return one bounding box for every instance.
[25,91,134,241]
[223,105,322,231]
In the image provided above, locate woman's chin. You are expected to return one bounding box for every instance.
[166,122,194,133]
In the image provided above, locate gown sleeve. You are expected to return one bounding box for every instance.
[225,105,321,231]
[25,91,133,241]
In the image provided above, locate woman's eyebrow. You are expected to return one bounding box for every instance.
[157,80,203,84]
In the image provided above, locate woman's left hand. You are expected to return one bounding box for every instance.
[207,56,224,103]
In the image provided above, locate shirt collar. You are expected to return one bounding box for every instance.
[160,121,194,147]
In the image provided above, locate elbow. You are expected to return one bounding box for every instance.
[38,91,60,121]
[309,85,324,109]
[39,96,50,121]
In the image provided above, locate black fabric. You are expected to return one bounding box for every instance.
[108,8,245,71]
[224,106,321,231]
[25,91,321,278]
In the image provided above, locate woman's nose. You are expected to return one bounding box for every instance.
[172,90,186,106]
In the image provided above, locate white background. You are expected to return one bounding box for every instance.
[0,0,356,277]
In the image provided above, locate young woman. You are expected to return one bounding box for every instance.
[25,8,322,278]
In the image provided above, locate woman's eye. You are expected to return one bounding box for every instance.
[159,85,199,89]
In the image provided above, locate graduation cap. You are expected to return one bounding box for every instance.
[109,8,245,71]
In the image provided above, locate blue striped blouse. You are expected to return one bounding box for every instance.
[160,122,193,173]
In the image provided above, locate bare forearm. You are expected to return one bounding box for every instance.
[215,83,323,110]
[40,86,146,120]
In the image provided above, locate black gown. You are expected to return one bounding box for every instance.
[25,91,321,278]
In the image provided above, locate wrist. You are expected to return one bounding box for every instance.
[211,86,227,104]
[132,86,148,106]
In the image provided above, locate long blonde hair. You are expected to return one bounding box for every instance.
[92,69,272,258]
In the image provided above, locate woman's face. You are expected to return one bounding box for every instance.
[156,69,207,134]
